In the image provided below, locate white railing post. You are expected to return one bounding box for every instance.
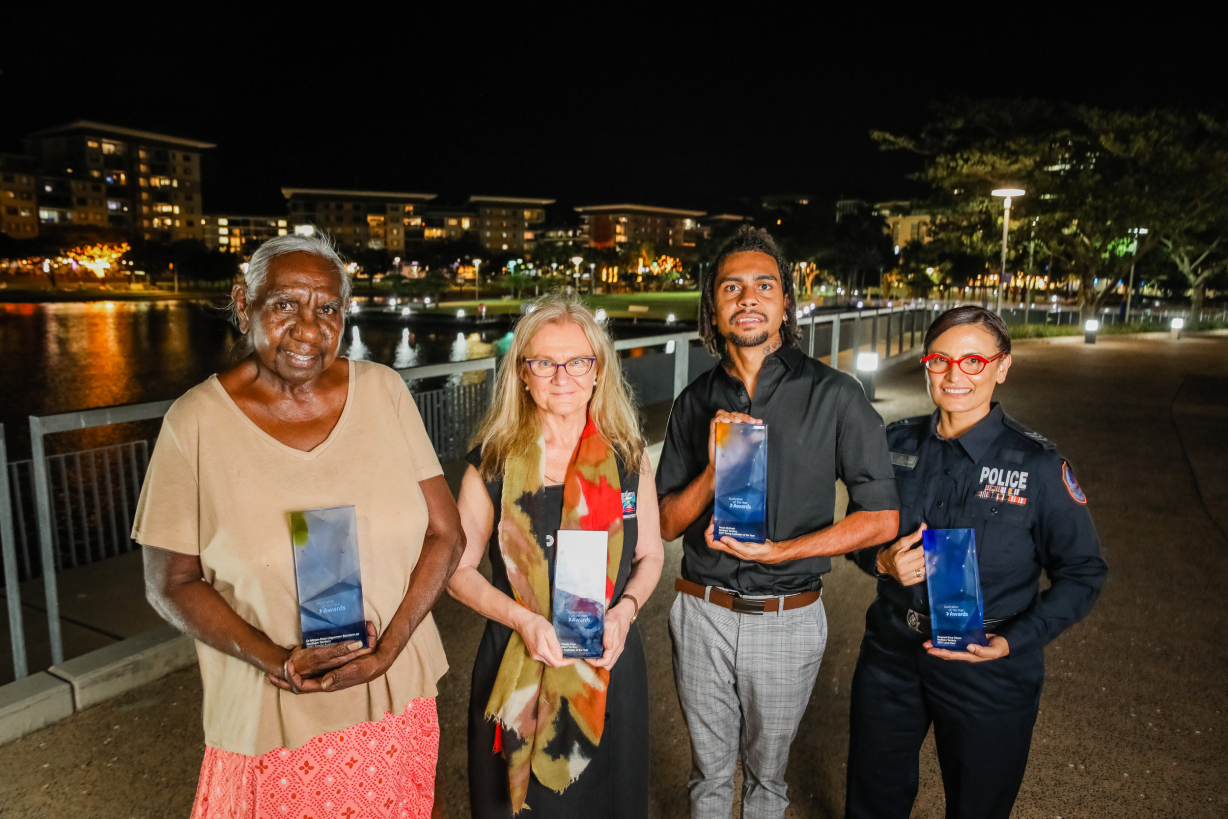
[1,424,28,679]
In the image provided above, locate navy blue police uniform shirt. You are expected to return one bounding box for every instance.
[848,403,1108,656]
[657,344,899,596]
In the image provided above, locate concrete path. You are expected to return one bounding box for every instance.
[2,334,1226,818]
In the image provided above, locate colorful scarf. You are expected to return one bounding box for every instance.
[486,417,624,813]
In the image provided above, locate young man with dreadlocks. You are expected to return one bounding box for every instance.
[656,227,899,819]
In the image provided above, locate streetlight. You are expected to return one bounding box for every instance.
[1171,317,1184,340]
[472,259,482,301]
[991,188,1025,314]
[571,256,583,294]
[1084,319,1099,344]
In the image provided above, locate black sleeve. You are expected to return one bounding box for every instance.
[465,445,483,470]
[655,389,704,501]
[997,455,1108,655]
[835,381,900,514]
[845,545,885,576]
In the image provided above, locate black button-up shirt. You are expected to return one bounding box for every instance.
[848,403,1108,655]
[657,344,899,595]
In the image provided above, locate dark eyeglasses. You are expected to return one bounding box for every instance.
[920,352,1007,375]
[525,357,596,377]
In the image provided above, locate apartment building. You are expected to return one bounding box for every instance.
[201,214,289,253]
[873,200,931,251]
[283,188,436,254]
[575,204,706,251]
[24,121,215,242]
[466,196,553,254]
[0,154,39,239]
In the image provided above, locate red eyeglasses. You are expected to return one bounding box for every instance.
[921,351,1007,375]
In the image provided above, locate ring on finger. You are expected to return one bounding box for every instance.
[914,568,923,577]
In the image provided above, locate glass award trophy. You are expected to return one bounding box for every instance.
[920,528,988,650]
[290,505,368,648]
[552,530,608,659]
[713,421,768,542]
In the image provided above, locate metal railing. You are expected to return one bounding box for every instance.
[1,425,27,679]
[4,441,151,583]
[1,303,939,680]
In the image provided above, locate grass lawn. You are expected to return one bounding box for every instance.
[438,291,702,321]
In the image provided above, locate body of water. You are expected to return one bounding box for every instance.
[0,301,523,459]
[0,300,684,459]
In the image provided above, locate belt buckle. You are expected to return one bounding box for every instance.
[906,609,923,634]
[731,596,766,615]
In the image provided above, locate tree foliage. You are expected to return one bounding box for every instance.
[875,101,1228,310]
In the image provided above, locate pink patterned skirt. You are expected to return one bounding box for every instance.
[191,698,439,819]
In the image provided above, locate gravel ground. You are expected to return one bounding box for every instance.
[1,334,1225,818]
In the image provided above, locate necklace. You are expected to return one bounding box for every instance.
[545,473,564,484]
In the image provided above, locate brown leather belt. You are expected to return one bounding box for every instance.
[675,578,821,615]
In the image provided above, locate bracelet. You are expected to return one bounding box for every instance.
[620,593,641,623]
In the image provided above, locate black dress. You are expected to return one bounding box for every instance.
[465,447,650,819]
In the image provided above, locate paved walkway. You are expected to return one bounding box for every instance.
[2,334,1226,818]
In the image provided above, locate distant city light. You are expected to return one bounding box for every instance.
[667,314,676,323]
[595,308,607,322]
[401,307,410,317]
[457,309,466,318]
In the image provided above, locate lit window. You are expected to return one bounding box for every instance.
[448,219,458,226]
[461,218,470,229]
[277,220,286,227]
[219,227,229,235]
[278,228,287,236]
[423,228,445,239]
[173,205,180,214]
[217,218,228,226]
[87,140,100,148]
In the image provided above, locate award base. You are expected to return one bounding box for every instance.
[930,626,988,652]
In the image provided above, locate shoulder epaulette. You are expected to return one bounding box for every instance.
[887,415,929,431]
[1002,415,1056,450]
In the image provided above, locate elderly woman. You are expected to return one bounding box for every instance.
[448,296,664,818]
[134,234,463,819]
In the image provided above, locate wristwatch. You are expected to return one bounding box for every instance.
[621,593,641,623]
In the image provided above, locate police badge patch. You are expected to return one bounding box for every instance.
[1062,461,1087,504]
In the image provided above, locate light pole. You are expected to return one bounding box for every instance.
[991,188,1025,314]
[473,258,481,301]
[571,256,583,295]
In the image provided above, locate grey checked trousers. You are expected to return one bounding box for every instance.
[669,590,828,819]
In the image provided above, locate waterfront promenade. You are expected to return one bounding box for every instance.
[1,334,1225,818]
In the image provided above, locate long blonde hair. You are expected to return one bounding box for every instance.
[474,294,646,480]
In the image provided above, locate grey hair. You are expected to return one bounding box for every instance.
[226,232,351,327]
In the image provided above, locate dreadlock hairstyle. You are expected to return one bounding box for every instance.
[698,225,800,359]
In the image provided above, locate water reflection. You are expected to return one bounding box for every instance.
[0,302,516,457]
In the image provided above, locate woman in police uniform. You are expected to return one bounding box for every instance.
[844,305,1108,819]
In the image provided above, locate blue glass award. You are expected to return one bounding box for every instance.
[921,528,988,650]
[713,421,768,543]
[290,505,368,649]
[553,530,608,658]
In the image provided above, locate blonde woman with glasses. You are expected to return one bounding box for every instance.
[448,295,663,818]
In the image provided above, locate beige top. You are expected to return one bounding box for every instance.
[132,359,447,756]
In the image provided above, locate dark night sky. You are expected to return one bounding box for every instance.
[2,7,1215,219]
